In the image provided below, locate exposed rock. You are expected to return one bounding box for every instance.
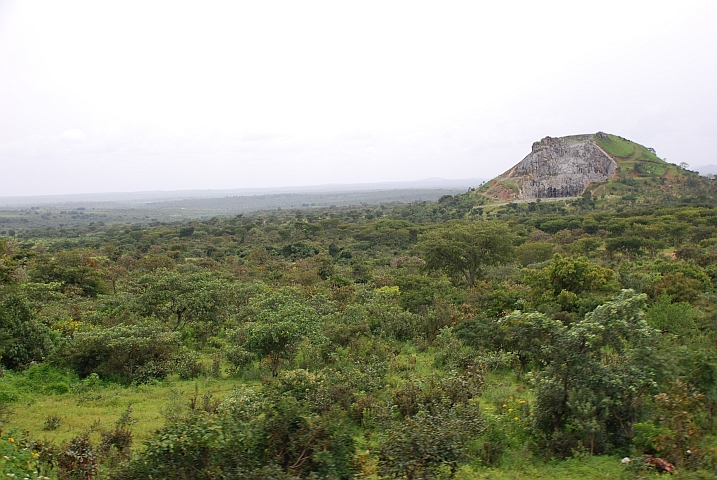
[501,134,617,199]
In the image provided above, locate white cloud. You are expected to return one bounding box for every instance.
[60,129,86,140]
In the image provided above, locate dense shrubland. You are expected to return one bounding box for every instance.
[2,197,717,478]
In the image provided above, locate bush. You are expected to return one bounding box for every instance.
[116,393,355,479]
[70,373,101,395]
[43,414,62,431]
[29,249,105,297]
[0,294,58,370]
[0,364,76,402]
[63,321,181,383]
[99,405,135,468]
[272,368,352,413]
[224,345,255,373]
[174,351,205,380]
[377,403,485,479]
[478,395,532,466]
[0,430,47,479]
[516,242,554,266]
[434,327,482,371]
[58,433,98,480]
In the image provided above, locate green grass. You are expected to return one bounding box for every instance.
[595,134,635,158]
[595,134,674,179]
[3,370,253,449]
[635,162,667,176]
[455,455,626,479]
[0,364,77,402]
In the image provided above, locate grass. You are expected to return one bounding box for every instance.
[595,134,635,158]
[455,455,626,479]
[2,368,254,449]
[594,133,676,180]
[0,364,77,402]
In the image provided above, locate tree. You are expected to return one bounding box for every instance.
[497,311,564,371]
[565,237,603,257]
[515,241,554,266]
[243,321,302,377]
[418,221,515,286]
[645,295,698,337]
[29,249,104,296]
[524,254,619,314]
[532,290,660,455]
[606,236,647,259]
[0,239,19,287]
[0,294,58,369]
[135,270,231,338]
[652,380,706,468]
[238,288,323,376]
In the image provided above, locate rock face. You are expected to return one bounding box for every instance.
[503,134,617,199]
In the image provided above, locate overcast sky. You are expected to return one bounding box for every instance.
[1,1,716,196]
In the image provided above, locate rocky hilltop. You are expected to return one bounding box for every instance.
[479,132,663,201]
[508,133,617,198]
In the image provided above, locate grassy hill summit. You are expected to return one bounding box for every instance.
[474,132,710,205]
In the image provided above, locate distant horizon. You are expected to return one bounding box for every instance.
[0,176,486,206]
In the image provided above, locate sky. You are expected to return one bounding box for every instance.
[1,1,716,196]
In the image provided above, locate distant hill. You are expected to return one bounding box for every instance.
[0,178,485,207]
[473,132,713,205]
[0,183,487,230]
[694,165,717,176]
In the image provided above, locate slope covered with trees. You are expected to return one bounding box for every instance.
[2,165,717,478]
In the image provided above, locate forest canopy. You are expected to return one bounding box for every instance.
[2,194,717,479]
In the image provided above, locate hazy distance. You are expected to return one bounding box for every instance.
[1,1,715,197]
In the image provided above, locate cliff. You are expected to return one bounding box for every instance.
[507,133,617,198]
[479,132,647,201]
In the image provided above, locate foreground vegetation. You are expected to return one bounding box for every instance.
[2,186,717,478]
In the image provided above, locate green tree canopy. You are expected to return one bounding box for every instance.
[0,294,58,369]
[238,287,324,376]
[532,290,660,455]
[135,270,231,337]
[418,220,515,286]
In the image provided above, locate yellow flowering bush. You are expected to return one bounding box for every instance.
[478,395,532,466]
[51,317,92,337]
[0,431,49,480]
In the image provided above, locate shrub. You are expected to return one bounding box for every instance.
[0,294,58,370]
[516,242,554,266]
[174,351,205,380]
[43,414,62,431]
[116,393,355,479]
[63,321,181,383]
[377,403,485,479]
[29,249,105,297]
[434,327,482,371]
[273,369,341,413]
[70,373,101,395]
[0,429,47,479]
[99,405,135,467]
[57,433,98,480]
[224,345,255,373]
[478,395,532,466]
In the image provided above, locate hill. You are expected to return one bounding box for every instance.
[0,178,485,208]
[695,164,717,176]
[473,132,713,206]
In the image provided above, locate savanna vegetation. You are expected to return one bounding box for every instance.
[2,174,717,479]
